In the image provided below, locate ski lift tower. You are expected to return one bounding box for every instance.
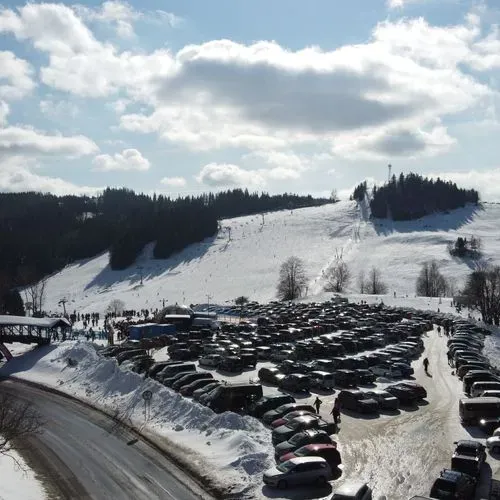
[388,164,392,183]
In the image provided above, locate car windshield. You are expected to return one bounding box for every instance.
[290,419,312,430]
[277,461,296,473]
[289,433,305,445]
[293,446,309,457]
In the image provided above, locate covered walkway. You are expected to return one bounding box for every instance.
[0,315,72,346]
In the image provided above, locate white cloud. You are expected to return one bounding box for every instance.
[0,126,98,156]
[196,163,265,188]
[387,0,426,9]
[0,156,101,195]
[108,98,130,114]
[2,4,500,160]
[93,148,150,171]
[431,169,500,202]
[0,101,9,126]
[160,176,186,187]
[40,99,79,118]
[75,1,182,38]
[0,51,35,100]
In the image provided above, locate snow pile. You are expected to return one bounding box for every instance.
[0,342,274,497]
[40,201,500,315]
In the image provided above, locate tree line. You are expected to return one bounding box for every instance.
[0,188,330,314]
[365,173,478,220]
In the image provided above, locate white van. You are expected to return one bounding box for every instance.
[470,381,500,398]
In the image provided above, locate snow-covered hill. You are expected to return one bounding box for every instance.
[42,201,500,314]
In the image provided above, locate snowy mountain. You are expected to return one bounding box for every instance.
[42,200,500,315]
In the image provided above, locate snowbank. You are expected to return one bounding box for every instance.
[0,342,274,497]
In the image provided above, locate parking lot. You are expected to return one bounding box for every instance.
[104,301,500,499]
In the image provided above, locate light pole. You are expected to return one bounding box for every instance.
[206,294,212,312]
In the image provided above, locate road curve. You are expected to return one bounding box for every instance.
[0,380,214,500]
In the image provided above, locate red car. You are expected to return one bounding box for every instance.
[271,410,316,429]
[279,444,341,468]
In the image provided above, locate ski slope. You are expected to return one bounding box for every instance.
[42,200,500,314]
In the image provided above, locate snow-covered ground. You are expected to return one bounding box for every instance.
[0,448,47,500]
[2,322,499,499]
[40,201,500,315]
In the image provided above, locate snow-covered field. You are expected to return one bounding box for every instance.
[40,201,500,315]
[4,201,500,498]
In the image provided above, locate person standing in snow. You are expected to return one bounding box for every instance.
[330,398,341,424]
[423,357,430,374]
[314,397,323,414]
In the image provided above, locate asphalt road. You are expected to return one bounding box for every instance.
[0,380,213,500]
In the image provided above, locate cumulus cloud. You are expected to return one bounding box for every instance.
[1,3,499,160]
[0,156,101,195]
[160,176,186,187]
[0,51,35,100]
[0,126,98,156]
[196,163,265,188]
[93,148,150,171]
[387,0,426,9]
[0,101,9,126]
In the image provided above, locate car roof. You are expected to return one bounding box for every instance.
[291,415,319,424]
[304,443,337,451]
[287,456,328,465]
[455,440,483,448]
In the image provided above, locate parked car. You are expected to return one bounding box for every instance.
[279,443,341,468]
[330,480,372,500]
[363,390,399,411]
[218,356,244,373]
[386,384,418,405]
[263,456,332,489]
[471,381,500,398]
[207,383,263,413]
[249,395,296,419]
[334,369,358,388]
[172,372,213,391]
[429,469,476,499]
[192,382,221,401]
[459,397,500,425]
[355,369,376,385]
[279,373,311,393]
[179,377,216,397]
[263,403,316,425]
[478,417,500,435]
[337,390,379,414]
[392,362,414,377]
[199,354,222,368]
[369,364,403,379]
[463,371,500,396]
[116,349,146,364]
[451,440,486,478]
[397,381,427,400]
[457,363,491,380]
[271,410,317,429]
[274,429,334,459]
[486,435,500,454]
[163,370,197,387]
[148,360,183,378]
[272,415,335,445]
[258,367,282,385]
[309,371,336,390]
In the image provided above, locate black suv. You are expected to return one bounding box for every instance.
[337,390,379,414]
[429,469,476,499]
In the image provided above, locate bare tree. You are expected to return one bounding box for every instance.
[23,278,47,316]
[107,299,125,316]
[277,257,308,301]
[416,261,447,297]
[366,267,388,295]
[234,296,249,318]
[324,259,350,293]
[0,392,44,465]
[461,265,500,325]
[358,270,366,294]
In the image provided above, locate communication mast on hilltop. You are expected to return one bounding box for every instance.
[388,164,392,183]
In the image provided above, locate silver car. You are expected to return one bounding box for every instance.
[263,456,332,489]
[331,480,372,500]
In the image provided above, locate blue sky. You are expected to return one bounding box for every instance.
[1,0,500,199]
